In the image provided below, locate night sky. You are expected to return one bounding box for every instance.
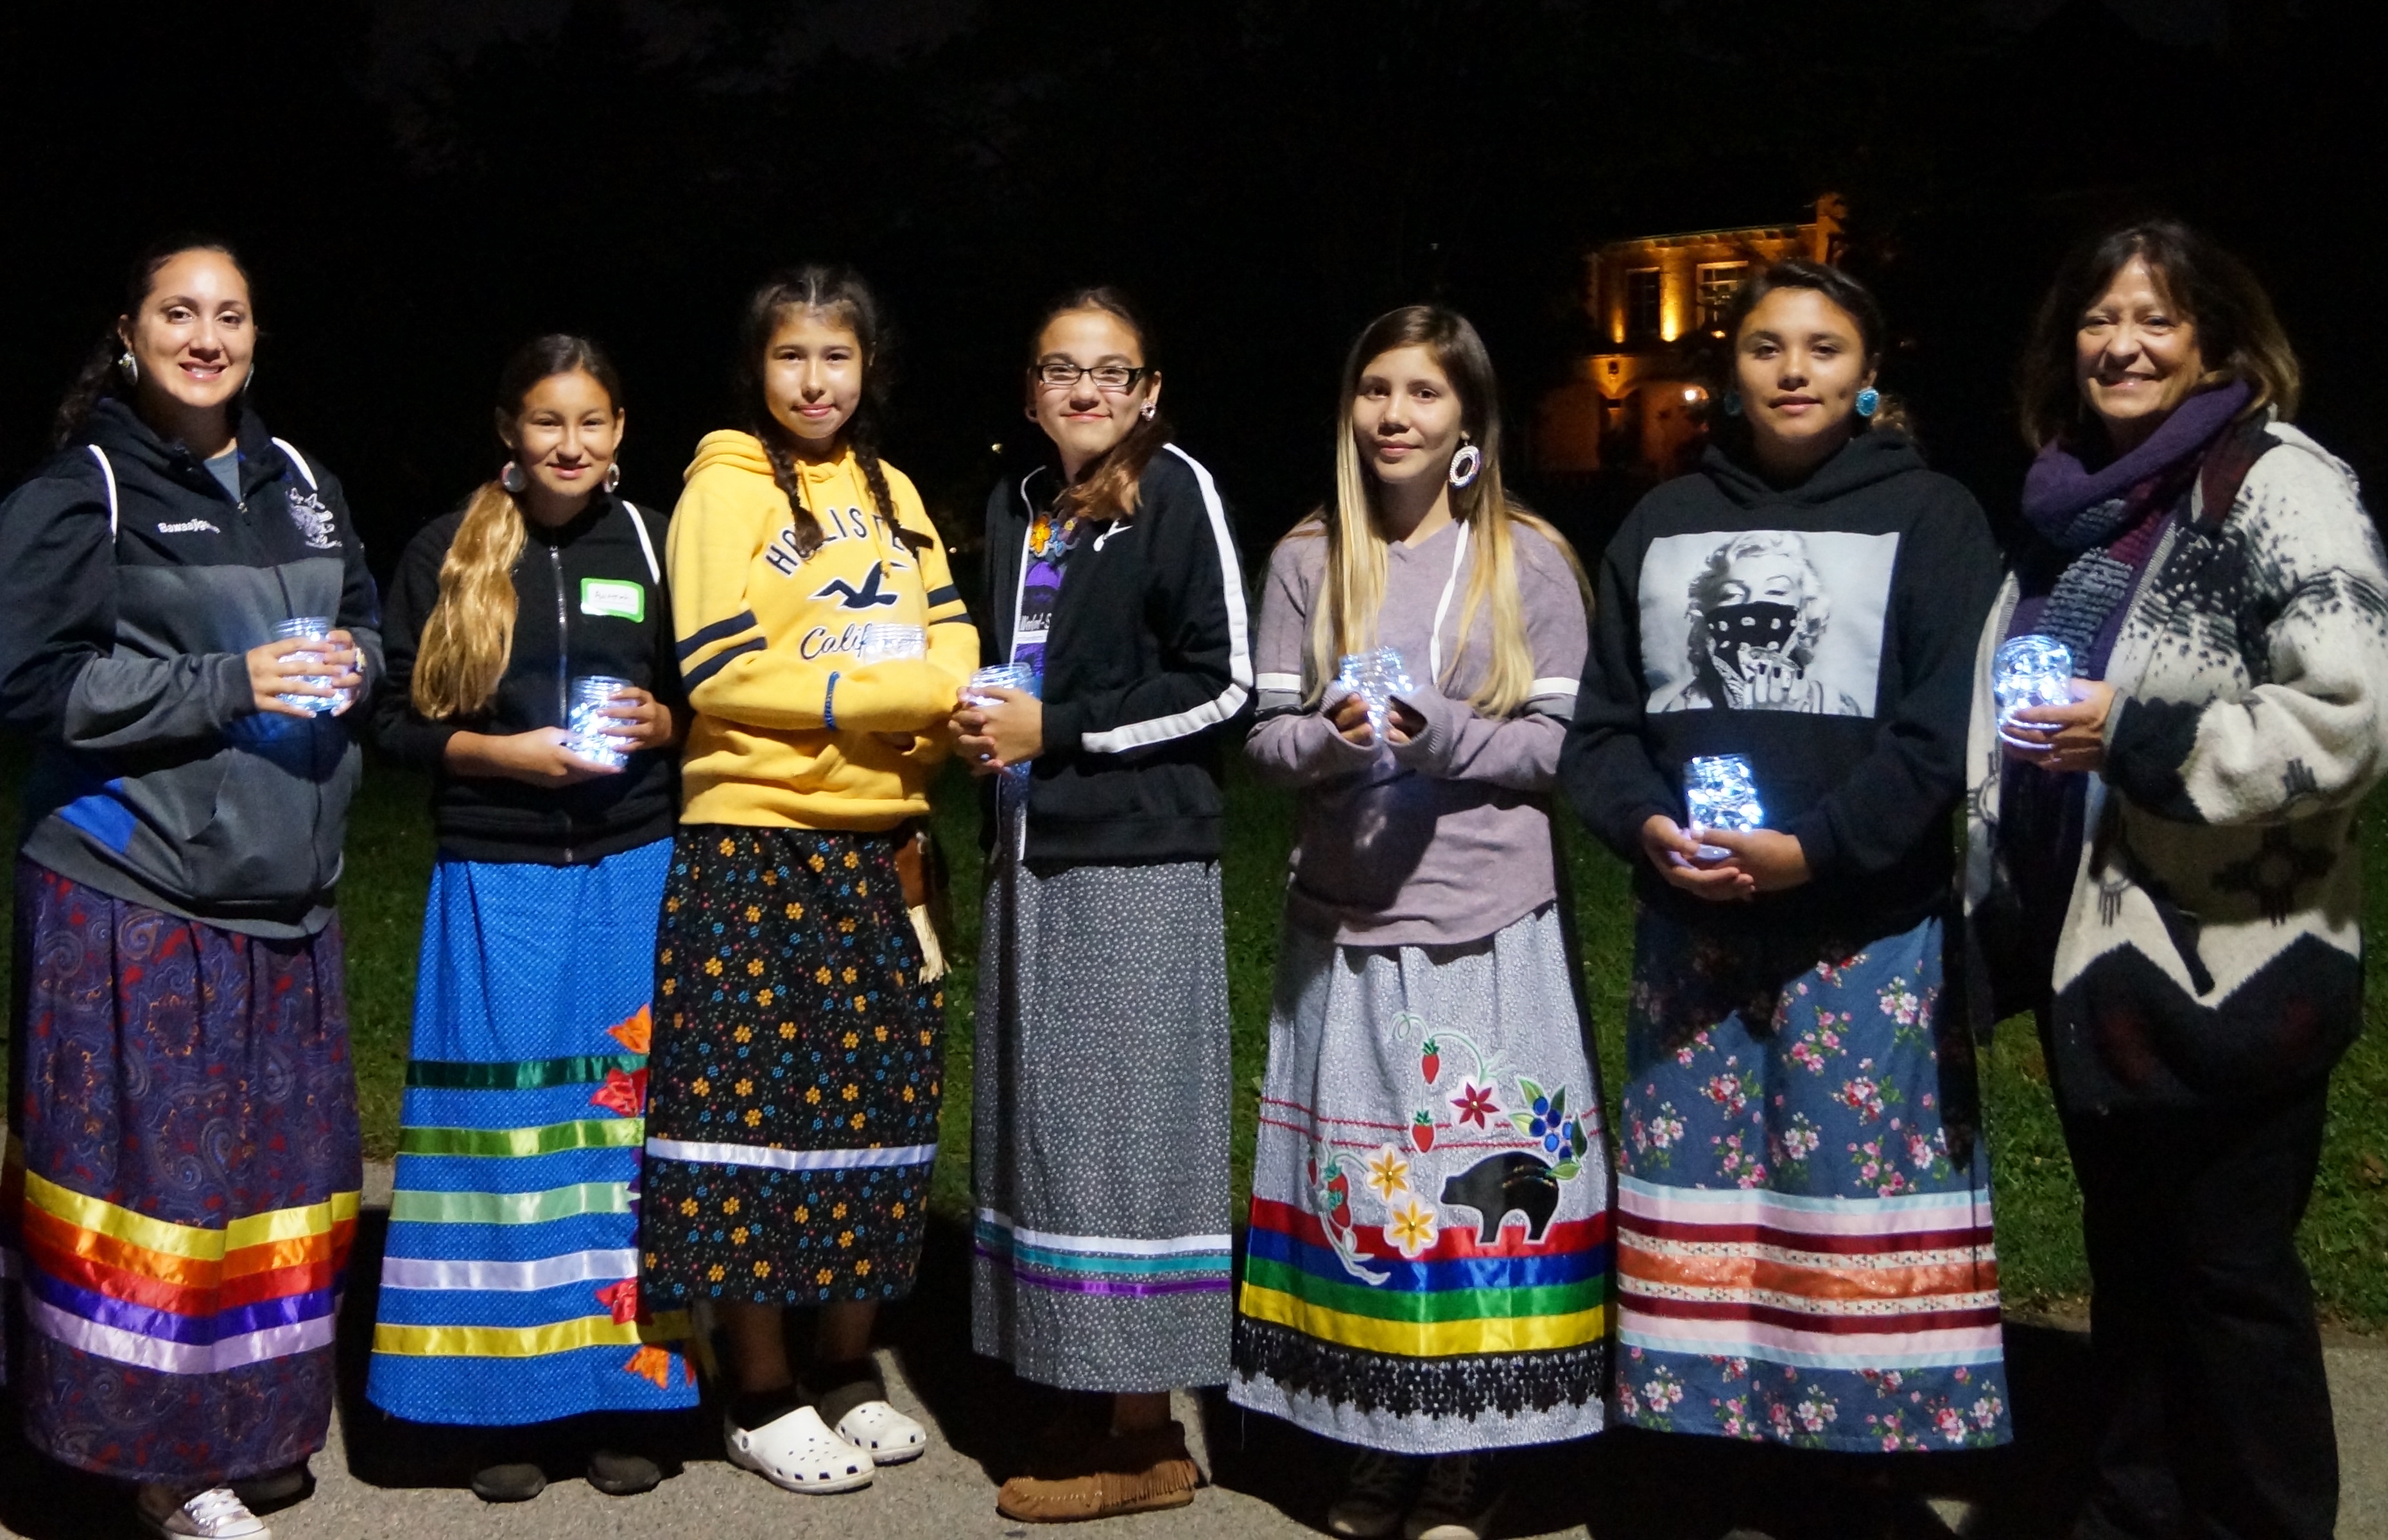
[2,0,2376,572]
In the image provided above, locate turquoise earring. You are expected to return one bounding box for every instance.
[1855,387,1880,419]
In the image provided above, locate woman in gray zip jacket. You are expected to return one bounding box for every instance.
[0,239,377,1540]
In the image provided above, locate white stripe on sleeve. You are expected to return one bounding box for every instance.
[1080,444,1254,754]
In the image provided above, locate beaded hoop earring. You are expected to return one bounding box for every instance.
[1447,438,1482,490]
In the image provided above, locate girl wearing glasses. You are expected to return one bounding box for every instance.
[1232,306,1605,1540]
[643,266,977,1496]
[955,288,1252,1523]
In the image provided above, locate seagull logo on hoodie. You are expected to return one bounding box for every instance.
[813,562,901,610]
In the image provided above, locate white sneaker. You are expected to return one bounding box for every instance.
[137,1485,271,1539]
[1326,1449,1418,1538]
[725,1405,875,1494]
[1405,1453,1501,1540]
[834,1399,928,1465]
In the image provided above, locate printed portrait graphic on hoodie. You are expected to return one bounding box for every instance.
[1640,528,1897,716]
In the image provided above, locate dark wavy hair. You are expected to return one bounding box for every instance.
[735,264,904,557]
[2016,218,2300,451]
[53,236,252,449]
[1028,286,1170,524]
[1709,258,1911,440]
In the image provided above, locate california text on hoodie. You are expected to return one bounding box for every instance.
[375,491,686,865]
[0,398,383,937]
[1562,428,2001,943]
[978,445,1254,865]
[668,433,976,829]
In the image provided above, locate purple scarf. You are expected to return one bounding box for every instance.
[2010,381,2252,674]
[2021,380,2250,552]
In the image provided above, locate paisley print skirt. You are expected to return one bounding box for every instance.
[1613,905,2012,1451]
[640,826,942,1307]
[1,861,362,1484]
[1229,904,1612,1454]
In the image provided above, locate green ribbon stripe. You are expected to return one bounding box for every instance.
[390,1181,634,1226]
[398,1118,645,1158]
[1241,1254,1606,1326]
[405,1054,644,1090]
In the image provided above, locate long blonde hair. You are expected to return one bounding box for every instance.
[413,335,623,720]
[1302,305,1589,716]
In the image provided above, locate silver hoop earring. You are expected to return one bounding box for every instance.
[1448,440,1483,490]
[1139,401,1157,421]
[500,461,528,494]
[118,350,139,385]
[603,463,621,493]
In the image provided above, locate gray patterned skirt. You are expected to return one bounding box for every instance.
[970,856,1234,1392]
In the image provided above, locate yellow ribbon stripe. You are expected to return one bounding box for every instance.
[22,1170,358,1262]
[372,1310,696,1359]
[1237,1280,1608,1358]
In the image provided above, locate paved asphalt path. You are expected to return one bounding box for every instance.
[4,1164,2384,1539]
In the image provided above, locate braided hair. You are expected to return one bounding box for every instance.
[735,265,916,556]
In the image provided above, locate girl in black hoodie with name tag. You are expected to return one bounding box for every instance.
[364,336,693,1505]
[1562,263,2009,1529]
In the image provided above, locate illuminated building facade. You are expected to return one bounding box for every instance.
[1537,195,1846,476]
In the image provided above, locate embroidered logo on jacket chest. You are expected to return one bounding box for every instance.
[286,489,340,549]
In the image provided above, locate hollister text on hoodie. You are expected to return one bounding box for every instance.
[668,433,977,831]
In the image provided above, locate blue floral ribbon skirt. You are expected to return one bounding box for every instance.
[1613,905,2011,1451]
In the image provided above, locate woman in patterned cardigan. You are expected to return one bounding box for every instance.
[1968,218,2388,1540]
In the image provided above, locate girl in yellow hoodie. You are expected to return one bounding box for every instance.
[640,266,976,1494]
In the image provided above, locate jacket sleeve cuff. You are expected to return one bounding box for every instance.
[383,716,463,770]
[1783,805,1842,879]
[208,653,255,723]
[1041,698,1086,755]
[2102,691,2205,820]
[1387,687,1462,774]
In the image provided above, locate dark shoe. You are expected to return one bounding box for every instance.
[1405,1451,1501,1540]
[229,1464,309,1511]
[470,1462,547,1503]
[1327,1448,1419,1538]
[996,1421,1198,1523]
[587,1448,662,1496]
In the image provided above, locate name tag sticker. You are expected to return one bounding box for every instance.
[580,578,646,621]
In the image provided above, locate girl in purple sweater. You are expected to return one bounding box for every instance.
[1229,307,1607,1540]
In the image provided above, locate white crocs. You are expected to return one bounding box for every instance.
[834,1398,928,1465]
[725,1405,875,1494]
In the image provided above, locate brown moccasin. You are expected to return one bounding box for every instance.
[996,1420,1199,1523]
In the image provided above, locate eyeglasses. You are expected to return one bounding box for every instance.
[1032,361,1150,391]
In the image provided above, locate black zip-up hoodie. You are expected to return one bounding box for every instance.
[376,492,684,865]
[1561,429,2000,942]
[0,399,382,938]
[978,444,1254,863]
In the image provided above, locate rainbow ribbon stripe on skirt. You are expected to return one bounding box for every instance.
[365,843,696,1423]
[3,861,364,1482]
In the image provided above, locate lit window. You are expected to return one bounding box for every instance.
[1697,262,1749,333]
[1625,268,1662,342]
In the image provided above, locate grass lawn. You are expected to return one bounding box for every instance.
[6,743,2387,1324]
